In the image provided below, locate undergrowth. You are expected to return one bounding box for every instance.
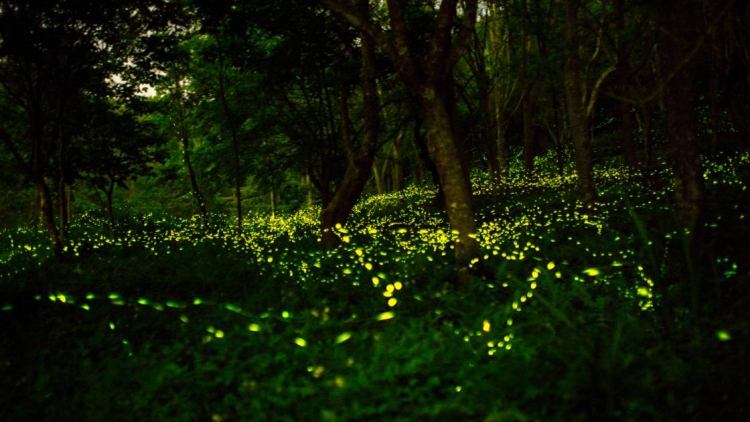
[1,152,749,421]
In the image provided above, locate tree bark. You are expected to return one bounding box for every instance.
[564,0,597,210]
[659,0,704,230]
[614,0,637,167]
[419,89,478,267]
[320,0,380,248]
[322,0,480,280]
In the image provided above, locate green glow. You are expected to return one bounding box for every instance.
[335,332,352,344]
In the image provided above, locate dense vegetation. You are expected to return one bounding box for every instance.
[2,0,750,420]
[2,152,749,420]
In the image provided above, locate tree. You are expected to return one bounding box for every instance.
[322,0,481,277]
[320,0,382,248]
[658,0,704,230]
[563,0,598,210]
[0,0,187,255]
[80,100,166,230]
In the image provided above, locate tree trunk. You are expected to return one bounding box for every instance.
[320,0,380,248]
[270,188,277,219]
[551,87,567,176]
[659,0,704,230]
[391,132,404,192]
[321,0,480,282]
[105,176,115,231]
[57,129,69,239]
[618,65,636,167]
[639,103,654,168]
[36,178,62,257]
[372,163,384,195]
[614,0,637,167]
[523,85,535,177]
[564,0,597,210]
[173,75,209,227]
[496,110,509,182]
[419,89,479,268]
[218,60,243,233]
[306,174,314,207]
[709,61,721,153]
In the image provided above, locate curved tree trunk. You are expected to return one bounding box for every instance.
[320,0,380,248]
[322,0,480,283]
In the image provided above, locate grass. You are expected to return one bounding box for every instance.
[1,151,749,421]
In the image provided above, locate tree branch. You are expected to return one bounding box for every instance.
[447,0,479,72]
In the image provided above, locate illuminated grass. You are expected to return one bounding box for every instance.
[1,151,748,420]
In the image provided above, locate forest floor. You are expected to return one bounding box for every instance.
[1,152,749,421]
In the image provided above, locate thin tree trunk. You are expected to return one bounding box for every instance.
[306,174,313,207]
[173,75,209,227]
[523,86,535,177]
[216,39,243,233]
[618,65,636,167]
[639,103,654,168]
[37,178,62,257]
[270,189,276,219]
[105,175,115,231]
[564,0,597,210]
[57,128,69,240]
[392,132,404,192]
[551,87,567,176]
[614,0,637,167]
[372,163,384,195]
[709,62,721,153]
[496,109,509,182]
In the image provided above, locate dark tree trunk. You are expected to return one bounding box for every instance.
[173,75,209,227]
[618,67,636,167]
[614,0,637,167]
[640,103,654,168]
[564,0,597,210]
[470,24,500,183]
[523,86,535,177]
[414,117,438,186]
[496,112,509,181]
[57,130,69,240]
[320,0,380,249]
[36,178,62,257]
[551,87,567,176]
[216,44,243,234]
[322,0,480,282]
[105,175,115,231]
[659,0,704,230]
